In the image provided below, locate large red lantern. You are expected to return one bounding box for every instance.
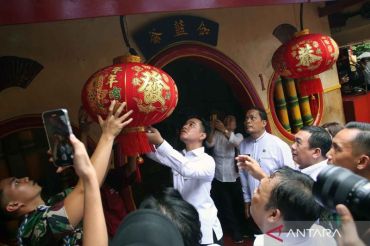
[81,55,178,156]
[272,29,339,96]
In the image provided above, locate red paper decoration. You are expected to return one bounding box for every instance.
[272,29,339,96]
[82,55,178,156]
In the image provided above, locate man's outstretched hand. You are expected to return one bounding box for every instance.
[146,126,164,146]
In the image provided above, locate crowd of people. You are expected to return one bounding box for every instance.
[0,100,369,246]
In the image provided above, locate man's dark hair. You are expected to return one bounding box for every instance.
[140,187,202,246]
[247,107,268,121]
[345,122,370,156]
[321,122,344,137]
[345,121,370,131]
[301,126,332,157]
[266,167,321,230]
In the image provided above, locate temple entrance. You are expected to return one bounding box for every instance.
[157,57,246,149]
[132,44,263,204]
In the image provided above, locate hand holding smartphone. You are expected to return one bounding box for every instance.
[210,113,218,122]
[42,109,74,167]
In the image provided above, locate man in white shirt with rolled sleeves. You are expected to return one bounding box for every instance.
[146,116,223,245]
[239,108,295,226]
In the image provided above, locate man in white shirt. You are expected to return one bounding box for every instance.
[146,117,223,245]
[250,167,336,246]
[206,115,244,243]
[291,126,332,181]
[239,108,294,221]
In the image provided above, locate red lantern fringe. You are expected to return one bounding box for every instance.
[134,156,144,183]
[117,130,154,156]
[297,76,323,97]
[309,95,319,117]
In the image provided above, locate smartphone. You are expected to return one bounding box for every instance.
[42,109,74,167]
[210,113,218,122]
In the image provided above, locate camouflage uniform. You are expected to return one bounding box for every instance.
[17,188,82,246]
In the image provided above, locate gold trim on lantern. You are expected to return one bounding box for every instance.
[113,54,142,64]
[294,29,310,37]
[121,126,146,133]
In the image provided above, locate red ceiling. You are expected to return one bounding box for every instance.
[0,0,330,26]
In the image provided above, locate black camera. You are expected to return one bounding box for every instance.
[313,165,370,220]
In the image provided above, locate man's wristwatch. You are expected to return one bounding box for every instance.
[155,140,164,148]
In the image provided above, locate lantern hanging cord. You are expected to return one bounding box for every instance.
[299,3,304,31]
[119,16,138,56]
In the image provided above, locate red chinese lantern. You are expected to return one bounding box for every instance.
[81,54,178,156]
[272,29,339,96]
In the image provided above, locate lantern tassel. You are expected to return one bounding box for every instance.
[297,76,323,96]
[117,131,154,156]
[309,95,319,118]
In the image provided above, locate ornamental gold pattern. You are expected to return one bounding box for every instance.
[87,74,108,115]
[137,70,170,106]
[296,43,322,67]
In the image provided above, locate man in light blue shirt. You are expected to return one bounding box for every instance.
[239,108,294,222]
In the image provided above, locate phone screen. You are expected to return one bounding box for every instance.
[210,113,218,122]
[42,109,74,167]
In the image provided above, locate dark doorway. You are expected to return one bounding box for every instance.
[158,57,246,148]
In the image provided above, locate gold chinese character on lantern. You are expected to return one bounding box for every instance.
[107,74,118,88]
[197,21,210,36]
[112,67,122,74]
[138,70,170,106]
[149,29,163,44]
[297,43,322,67]
[174,19,188,37]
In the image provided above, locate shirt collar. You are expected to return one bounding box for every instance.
[254,130,267,142]
[301,159,328,173]
[182,147,205,156]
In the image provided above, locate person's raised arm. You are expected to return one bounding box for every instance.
[63,101,132,227]
[236,155,268,181]
[146,127,214,180]
[206,119,217,147]
[90,100,133,186]
[69,134,108,246]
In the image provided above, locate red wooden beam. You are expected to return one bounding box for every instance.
[0,0,332,26]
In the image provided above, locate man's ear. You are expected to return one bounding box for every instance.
[262,120,267,128]
[200,132,206,141]
[312,148,322,159]
[6,201,24,213]
[356,155,369,171]
[267,208,281,223]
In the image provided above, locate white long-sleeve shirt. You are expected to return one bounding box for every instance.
[206,131,244,182]
[147,140,223,245]
[239,131,295,203]
[300,159,328,181]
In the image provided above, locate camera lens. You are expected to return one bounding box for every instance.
[313,165,370,219]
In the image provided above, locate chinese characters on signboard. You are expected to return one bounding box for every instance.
[134,15,219,59]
